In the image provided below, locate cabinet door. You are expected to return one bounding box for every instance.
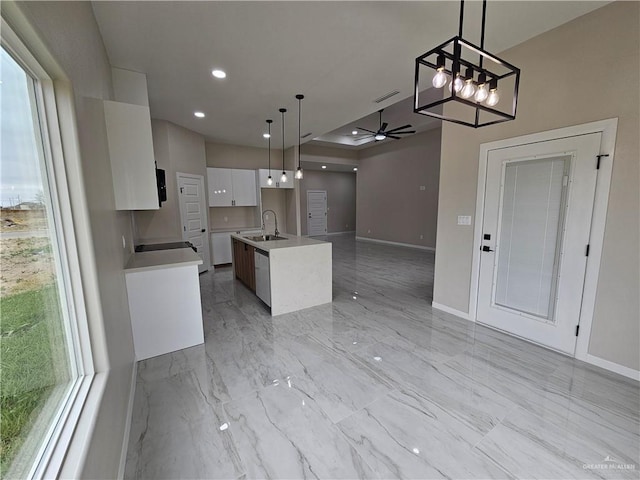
[103,101,158,210]
[211,233,233,266]
[233,238,243,280]
[274,170,296,189]
[245,244,256,292]
[207,168,233,207]
[231,169,258,206]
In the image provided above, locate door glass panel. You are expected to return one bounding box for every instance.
[494,156,570,321]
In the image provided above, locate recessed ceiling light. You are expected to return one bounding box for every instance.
[194,111,205,118]
[353,167,358,171]
[211,69,226,79]
[263,133,271,139]
[321,165,327,169]
[352,130,358,135]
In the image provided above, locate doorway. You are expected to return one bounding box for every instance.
[177,173,210,273]
[307,190,327,236]
[470,119,617,359]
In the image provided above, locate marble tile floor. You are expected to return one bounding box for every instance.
[125,234,639,479]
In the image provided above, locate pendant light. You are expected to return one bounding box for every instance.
[295,94,304,180]
[265,119,273,186]
[279,108,287,183]
[413,0,520,128]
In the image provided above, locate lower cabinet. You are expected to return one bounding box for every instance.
[211,232,233,266]
[232,238,255,292]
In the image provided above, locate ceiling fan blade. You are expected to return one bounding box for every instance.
[356,127,378,134]
[380,122,388,132]
[385,124,413,134]
[387,135,403,140]
[393,130,417,135]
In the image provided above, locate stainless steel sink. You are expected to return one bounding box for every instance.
[245,235,288,242]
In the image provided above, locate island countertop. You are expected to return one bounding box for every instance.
[125,247,203,273]
[230,233,328,251]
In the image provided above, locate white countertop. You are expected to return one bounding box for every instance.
[125,247,203,273]
[231,233,328,251]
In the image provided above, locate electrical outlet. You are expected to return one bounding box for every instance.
[346,224,349,228]
[419,185,426,191]
[367,229,371,234]
[457,215,472,226]
[224,216,228,222]
[419,234,424,240]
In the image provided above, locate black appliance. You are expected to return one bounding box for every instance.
[156,167,167,206]
[134,241,197,253]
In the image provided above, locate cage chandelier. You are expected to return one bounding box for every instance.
[413,0,521,128]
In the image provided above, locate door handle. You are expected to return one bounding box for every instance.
[482,245,494,252]
[308,213,312,218]
[201,229,206,233]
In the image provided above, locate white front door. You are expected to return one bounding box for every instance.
[307,190,327,236]
[477,133,601,354]
[178,173,210,273]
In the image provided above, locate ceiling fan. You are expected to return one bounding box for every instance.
[356,109,416,141]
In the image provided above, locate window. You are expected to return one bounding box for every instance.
[1,30,92,479]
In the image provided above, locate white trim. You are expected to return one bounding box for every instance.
[469,119,618,368]
[431,301,472,321]
[306,189,327,236]
[117,365,137,479]
[356,236,436,252]
[583,354,640,382]
[306,230,355,237]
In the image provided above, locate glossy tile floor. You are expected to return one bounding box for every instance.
[125,234,639,479]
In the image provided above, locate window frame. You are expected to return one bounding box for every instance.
[1,18,97,479]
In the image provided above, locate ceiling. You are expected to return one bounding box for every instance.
[92,1,608,150]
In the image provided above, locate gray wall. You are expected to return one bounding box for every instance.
[357,129,441,248]
[13,1,136,477]
[433,2,639,371]
[300,170,356,235]
[134,120,207,243]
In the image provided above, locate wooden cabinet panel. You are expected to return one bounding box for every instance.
[232,238,256,292]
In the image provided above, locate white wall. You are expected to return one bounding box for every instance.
[433,2,639,371]
[13,1,136,477]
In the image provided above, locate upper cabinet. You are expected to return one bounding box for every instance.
[207,168,257,207]
[257,169,295,189]
[102,100,158,210]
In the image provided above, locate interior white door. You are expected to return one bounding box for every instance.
[178,173,210,273]
[477,133,601,354]
[307,190,327,236]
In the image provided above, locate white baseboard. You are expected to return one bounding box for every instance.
[325,230,356,236]
[355,236,436,252]
[431,301,473,321]
[117,364,137,479]
[583,354,640,382]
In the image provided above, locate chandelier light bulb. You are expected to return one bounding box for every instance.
[460,80,476,99]
[474,83,488,102]
[295,167,303,180]
[486,88,500,107]
[267,176,273,186]
[281,171,287,183]
[432,69,448,89]
[449,74,464,93]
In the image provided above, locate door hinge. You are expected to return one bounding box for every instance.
[596,154,609,170]
[180,187,184,194]
[585,244,590,256]
[575,325,580,336]
[183,226,186,231]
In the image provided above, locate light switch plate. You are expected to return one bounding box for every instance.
[457,215,472,226]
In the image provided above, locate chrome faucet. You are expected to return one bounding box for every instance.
[261,209,279,237]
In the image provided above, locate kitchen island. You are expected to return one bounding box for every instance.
[231,234,332,315]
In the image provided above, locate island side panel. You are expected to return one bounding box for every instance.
[125,264,204,360]
[269,243,332,316]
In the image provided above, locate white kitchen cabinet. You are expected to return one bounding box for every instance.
[102,100,158,210]
[207,167,258,206]
[211,232,233,266]
[257,169,295,189]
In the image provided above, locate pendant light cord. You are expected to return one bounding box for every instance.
[279,108,286,172]
[267,120,272,174]
[298,96,302,169]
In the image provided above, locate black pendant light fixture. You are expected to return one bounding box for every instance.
[265,119,273,186]
[279,108,287,183]
[413,0,520,128]
[295,94,304,180]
